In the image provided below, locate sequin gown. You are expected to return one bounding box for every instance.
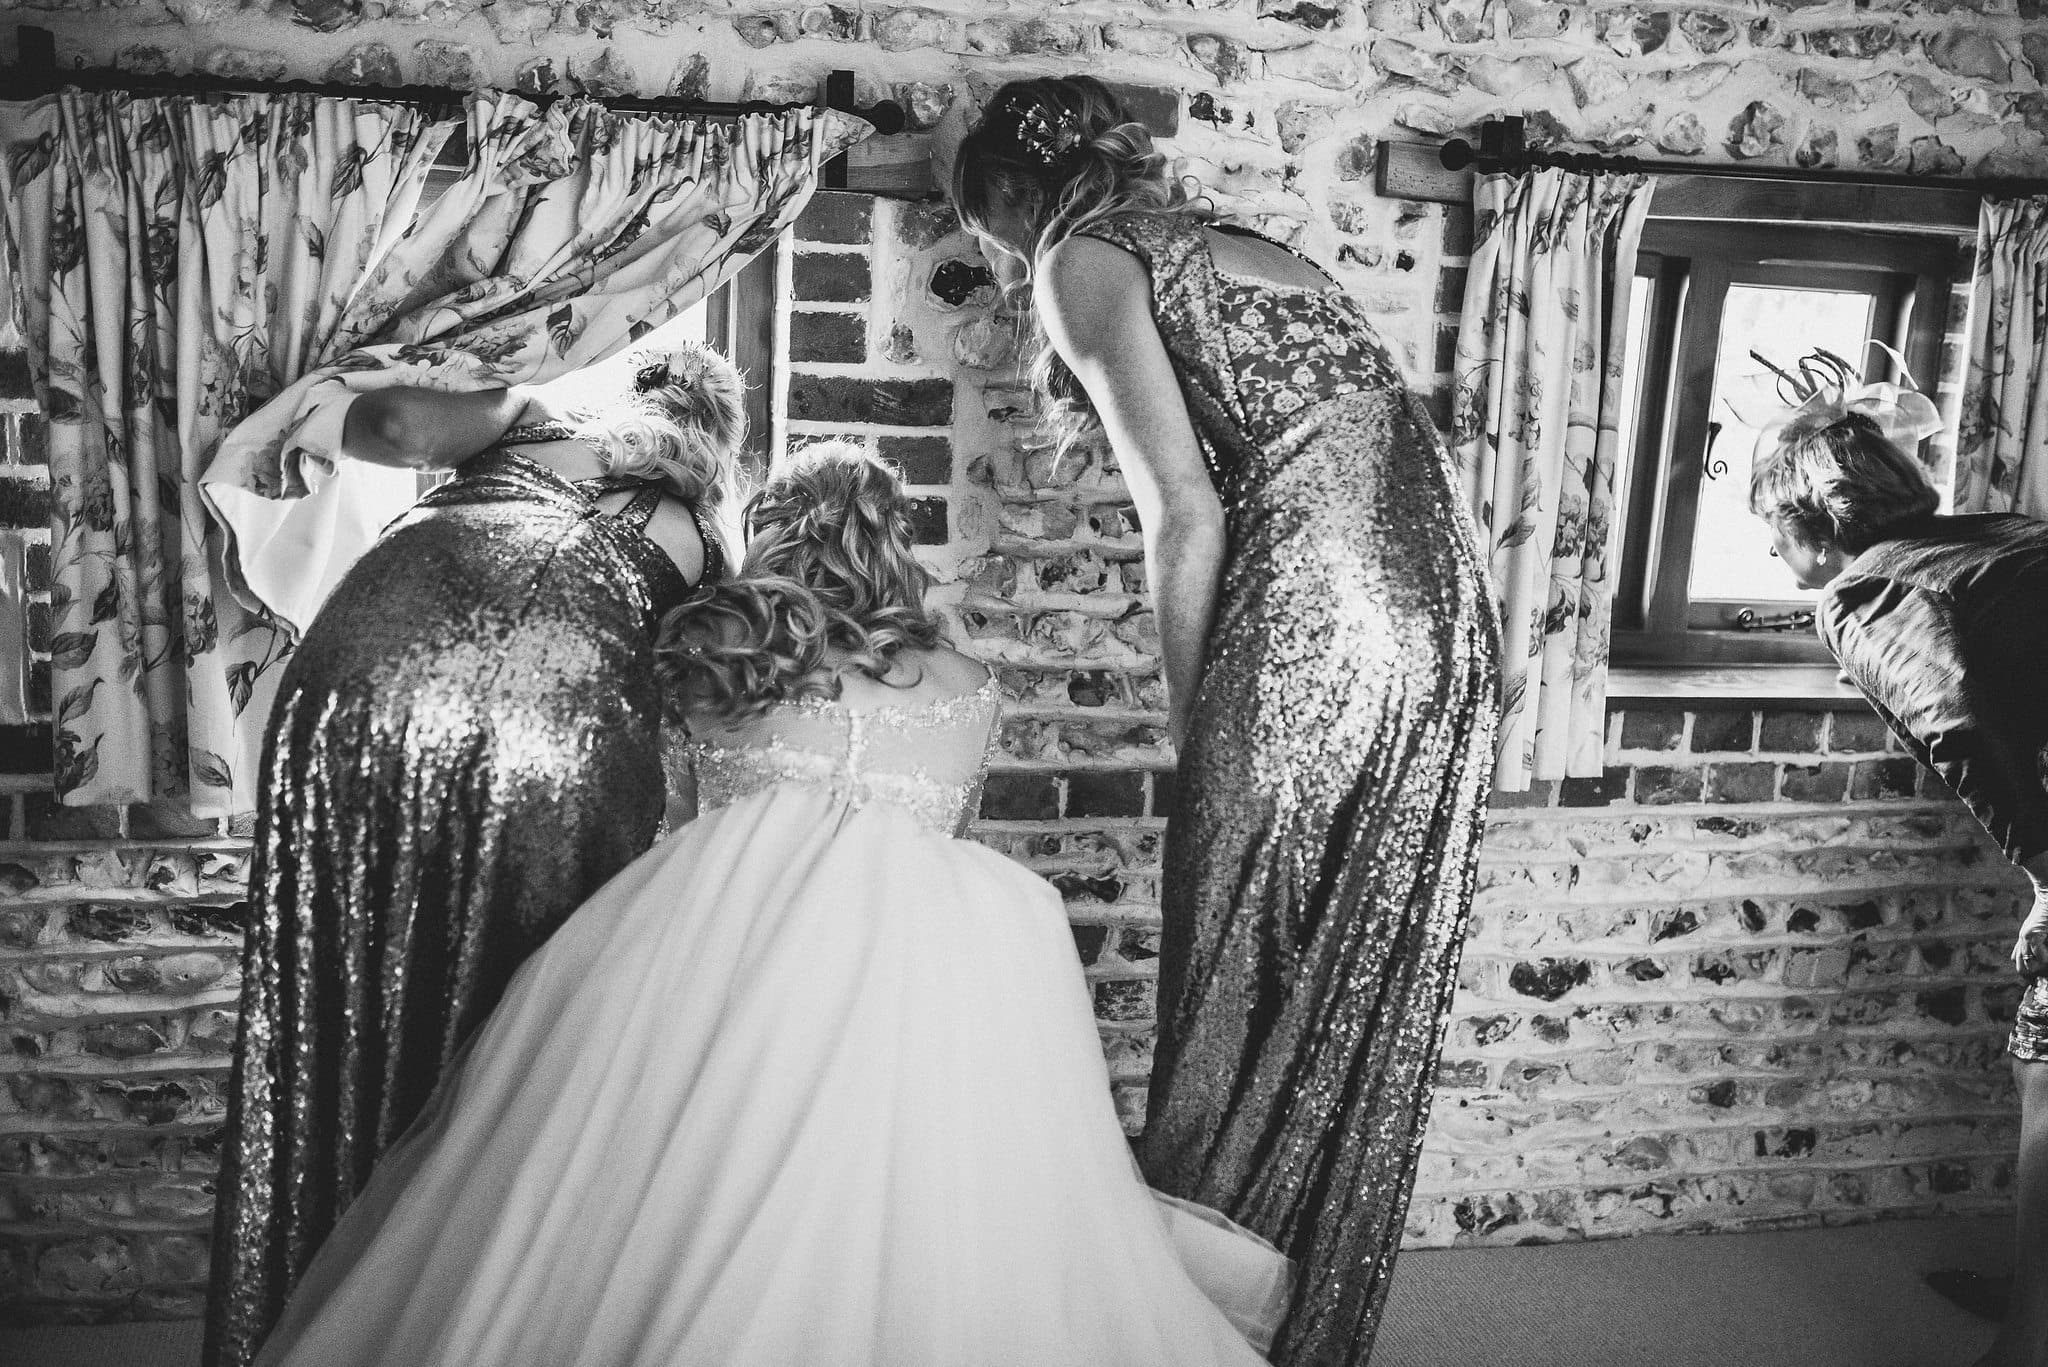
[245,665,1294,1367]
[205,448,713,1367]
[1078,213,1501,1367]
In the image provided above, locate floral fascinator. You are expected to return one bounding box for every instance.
[1724,341,1946,465]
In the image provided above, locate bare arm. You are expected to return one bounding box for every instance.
[339,385,547,471]
[1037,236,1227,750]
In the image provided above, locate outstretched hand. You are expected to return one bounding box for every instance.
[2016,882,2048,977]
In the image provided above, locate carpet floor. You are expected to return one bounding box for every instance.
[0,1214,2012,1367]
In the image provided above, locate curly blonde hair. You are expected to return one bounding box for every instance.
[572,338,747,531]
[951,76,1208,453]
[657,443,945,722]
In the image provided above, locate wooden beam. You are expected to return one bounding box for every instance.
[1377,138,1980,232]
[1648,175,1974,233]
[1376,140,1472,206]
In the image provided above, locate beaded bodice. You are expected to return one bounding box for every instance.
[667,674,1002,837]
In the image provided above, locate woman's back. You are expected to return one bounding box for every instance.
[1822,512,2048,865]
[680,648,999,837]
[1071,212,1417,476]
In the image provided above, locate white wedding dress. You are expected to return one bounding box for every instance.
[255,659,1292,1367]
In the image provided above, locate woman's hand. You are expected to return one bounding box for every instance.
[341,385,538,471]
[2017,853,2048,976]
[2014,886,2048,976]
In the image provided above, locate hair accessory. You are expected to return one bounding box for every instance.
[990,91,1084,173]
[1725,341,1945,457]
[633,358,674,394]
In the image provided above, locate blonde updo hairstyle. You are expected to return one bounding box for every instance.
[571,338,747,529]
[1748,411,1939,555]
[657,443,946,722]
[951,76,1208,452]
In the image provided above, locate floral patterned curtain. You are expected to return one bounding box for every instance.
[1452,167,1653,791]
[4,92,439,815]
[204,94,864,639]
[4,90,866,817]
[1956,197,2048,519]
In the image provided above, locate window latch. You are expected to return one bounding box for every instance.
[1703,421,1728,481]
[1732,607,1815,633]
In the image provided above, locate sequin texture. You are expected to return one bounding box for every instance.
[204,451,698,1367]
[2015,977,2048,1063]
[1080,213,1501,1367]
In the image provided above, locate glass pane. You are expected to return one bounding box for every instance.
[1686,284,1874,608]
[1610,277,1658,540]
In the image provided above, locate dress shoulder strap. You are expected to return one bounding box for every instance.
[688,504,727,585]
[499,420,580,446]
[613,485,665,532]
[1069,210,1195,265]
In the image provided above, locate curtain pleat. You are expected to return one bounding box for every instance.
[3,89,867,815]
[1956,196,2048,520]
[1452,167,1653,790]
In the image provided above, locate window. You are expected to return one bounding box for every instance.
[1612,222,1961,665]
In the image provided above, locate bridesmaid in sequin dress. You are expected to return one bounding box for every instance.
[955,79,1501,1366]
[238,447,1294,1367]
[204,343,743,1367]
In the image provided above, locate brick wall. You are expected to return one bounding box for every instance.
[4,0,2044,1325]
[2,378,245,1323]
[784,194,2025,1256]
[1422,703,2024,1243]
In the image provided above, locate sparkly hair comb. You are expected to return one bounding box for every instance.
[989,91,1085,174]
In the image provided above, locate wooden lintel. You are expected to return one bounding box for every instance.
[1377,138,1980,233]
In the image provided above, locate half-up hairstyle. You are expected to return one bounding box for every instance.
[952,76,1208,453]
[572,338,747,532]
[657,443,946,722]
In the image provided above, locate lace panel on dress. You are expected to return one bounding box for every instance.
[667,675,1000,837]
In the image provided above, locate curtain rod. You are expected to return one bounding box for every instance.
[5,26,908,138]
[1441,114,2048,200]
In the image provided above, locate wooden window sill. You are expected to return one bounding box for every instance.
[1605,665,1868,708]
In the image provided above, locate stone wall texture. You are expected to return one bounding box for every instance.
[4,0,2043,1325]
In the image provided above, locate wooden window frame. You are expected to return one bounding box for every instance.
[704,246,779,480]
[1610,222,1956,667]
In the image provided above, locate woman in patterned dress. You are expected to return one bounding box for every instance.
[206,343,743,1367]
[953,77,1502,1367]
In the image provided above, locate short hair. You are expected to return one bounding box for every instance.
[1747,411,1939,553]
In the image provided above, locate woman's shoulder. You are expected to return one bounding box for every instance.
[850,645,992,700]
[1038,224,1174,327]
[914,645,996,693]
[1067,207,1203,251]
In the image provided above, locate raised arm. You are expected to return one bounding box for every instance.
[339,386,546,471]
[1036,235,1226,750]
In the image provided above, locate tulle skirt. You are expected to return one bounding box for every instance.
[255,786,1292,1367]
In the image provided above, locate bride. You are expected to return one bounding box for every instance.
[251,443,1292,1366]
